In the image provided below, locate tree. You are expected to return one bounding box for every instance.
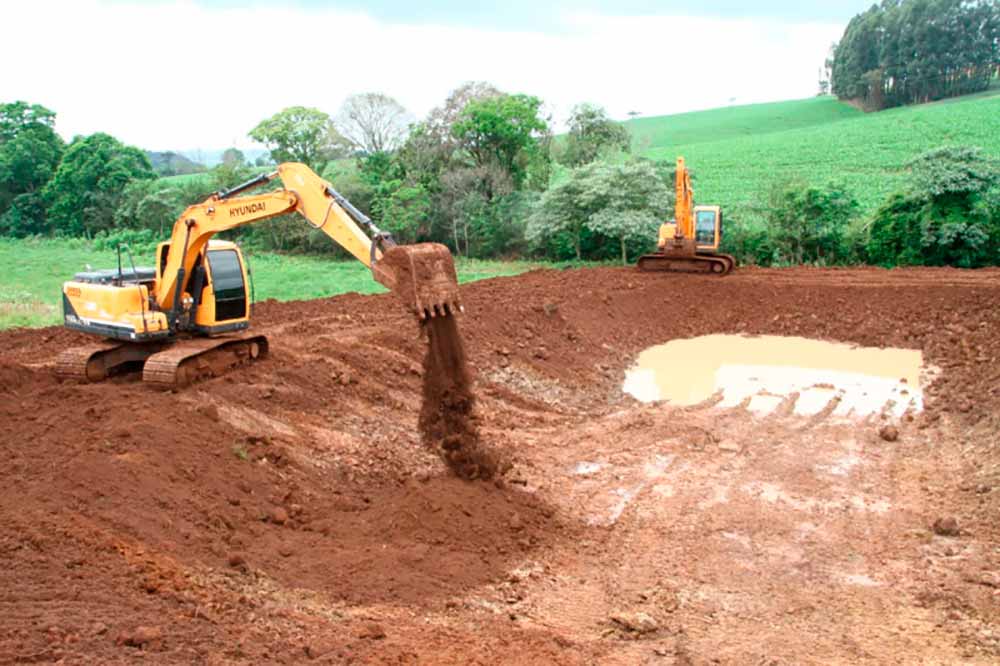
[818,43,837,95]
[906,145,999,198]
[381,184,431,244]
[42,133,154,237]
[581,161,669,264]
[336,93,412,154]
[440,164,515,256]
[221,147,245,167]
[0,101,56,142]
[0,193,47,237]
[451,94,551,191]
[528,171,590,259]
[425,82,503,137]
[529,160,669,262]
[394,83,505,248]
[831,0,1000,110]
[113,179,185,237]
[561,103,631,167]
[0,101,64,234]
[766,180,857,264]
[868,146,1000,267]
[249,107,350,172]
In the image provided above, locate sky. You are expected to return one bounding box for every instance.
[0,1,873,152]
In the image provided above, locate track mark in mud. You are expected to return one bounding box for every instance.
[419,316,504,480]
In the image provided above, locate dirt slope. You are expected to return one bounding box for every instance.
[1,266,998,664]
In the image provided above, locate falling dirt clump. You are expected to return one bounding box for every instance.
[418,316,503,480]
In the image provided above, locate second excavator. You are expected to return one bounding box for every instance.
[57,162,461,386]
[637,157,735,275]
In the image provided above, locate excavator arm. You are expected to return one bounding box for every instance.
[657,157,695,249]
[154,162,460,320]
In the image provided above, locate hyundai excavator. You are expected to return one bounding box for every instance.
[637,157,735,275]
[57,162,461,386]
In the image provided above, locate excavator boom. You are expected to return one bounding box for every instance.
[155,163,460,319]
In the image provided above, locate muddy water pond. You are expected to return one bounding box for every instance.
[623,334,929,418]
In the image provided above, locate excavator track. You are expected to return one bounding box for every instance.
[637,252,736,276]
[142,334,269,388]
[56,340,165,382]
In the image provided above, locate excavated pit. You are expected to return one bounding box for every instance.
[1,266,1000,663]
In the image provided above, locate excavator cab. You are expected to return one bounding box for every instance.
[154,239,253,335]
[693,206,722,249]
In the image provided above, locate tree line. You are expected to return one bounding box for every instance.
[1,87,998,269]
[830,0,1000,111]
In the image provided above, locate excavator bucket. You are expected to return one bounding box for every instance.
[373,243,463,320]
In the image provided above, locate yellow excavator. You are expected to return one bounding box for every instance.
[57,162,461,386]
[637,157,735,275]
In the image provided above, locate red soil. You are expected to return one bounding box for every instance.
[1,266,998,663]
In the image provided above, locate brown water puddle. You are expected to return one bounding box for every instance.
[623,334,927,418]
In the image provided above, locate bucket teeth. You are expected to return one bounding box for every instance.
[416,300,463,321]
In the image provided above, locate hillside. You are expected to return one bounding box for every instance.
[626,96,864,151]
[631,88,1000,218]
[146,151,205,177]
[177,148,270,167]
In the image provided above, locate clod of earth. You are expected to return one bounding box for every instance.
[610,611,659,635]
[268,507,289,525]
[879,424,900,442]
[117,626,162,648]
[932,516,961,537]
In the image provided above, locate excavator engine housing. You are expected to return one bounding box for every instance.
[62,239,250,341]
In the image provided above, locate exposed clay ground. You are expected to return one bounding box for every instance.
[2,266,999,664]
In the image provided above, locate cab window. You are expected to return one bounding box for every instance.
[207,249,247,320]
[695,210,717,244]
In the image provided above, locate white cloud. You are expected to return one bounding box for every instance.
[0,1,842,151]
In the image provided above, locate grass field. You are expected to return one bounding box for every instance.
[159,172,213,186]
[160,165,273,187]
[630,84,1000,218]
[0,238,552,330]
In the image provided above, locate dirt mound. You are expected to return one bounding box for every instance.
[419,316,504,480]
[0,361,50,392]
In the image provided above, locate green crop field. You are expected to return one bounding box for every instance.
[627,96,865,151]
[159,164,273,187]
[159,172,213,186]
[0,238,553,330]
[630,85,1000,218]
